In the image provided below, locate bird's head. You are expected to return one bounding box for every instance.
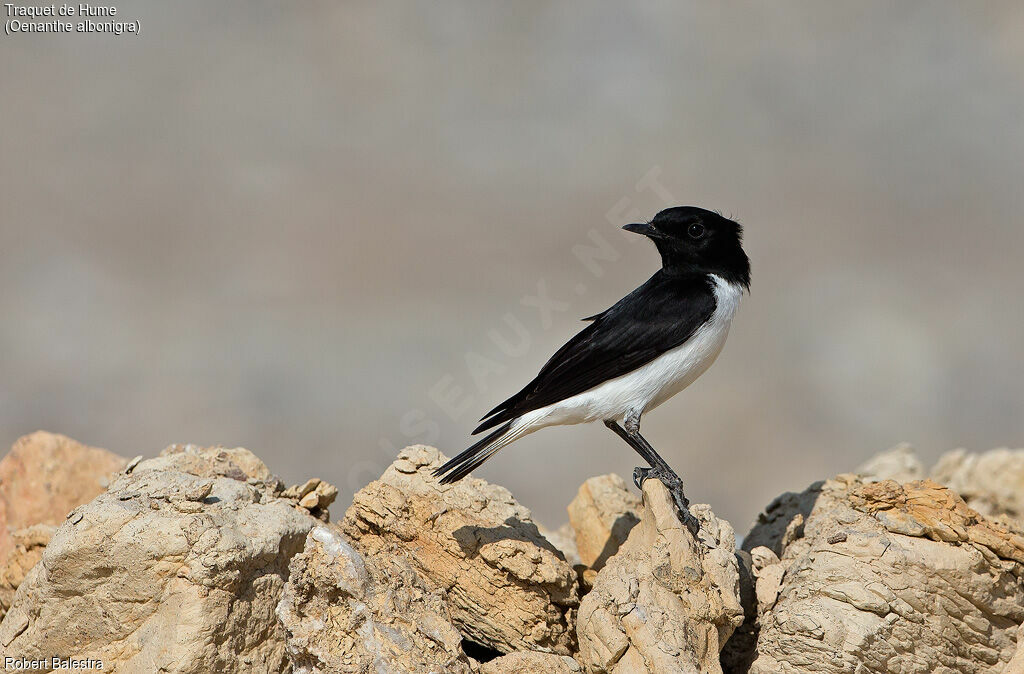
[623,206,750,289]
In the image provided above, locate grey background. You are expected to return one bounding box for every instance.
[2,2,1022,531]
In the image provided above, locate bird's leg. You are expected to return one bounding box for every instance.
[603,416,699,535]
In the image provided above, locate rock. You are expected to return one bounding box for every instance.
[0,431,126,562]
[283,478,339,520]
[277,523,472,674]
[539,522,582,569]
[0,444,321,673]
[567,474,641,581]
[856,443,925,483]
[744,476,1024,674]
[341,445,579,655]
[140,442,273,482]
[576,479,744,674]
[931,447,1024,522]
[479,651,583,673]
[0,525,54,617]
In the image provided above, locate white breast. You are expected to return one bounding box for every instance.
[518,275,743,432]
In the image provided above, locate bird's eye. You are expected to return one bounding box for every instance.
[688,223,706,239]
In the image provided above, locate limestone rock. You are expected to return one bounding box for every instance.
[567,474,641,578]
[341,445,579,655]
[539,522,582,569]
[0,444,320,673]
[745,476,1024,674]
[283,478,340,521]
[576,479,743,674]
[856,443,925,483]
[0,431,125,562]
[277,523,471,674]
[932,447,1024,521]
[0,525,54,617]
[479,651,583,673]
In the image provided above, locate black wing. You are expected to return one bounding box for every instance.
[474,271,717,433]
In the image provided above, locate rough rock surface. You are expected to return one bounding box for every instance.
[479,651,583,673]
[0,444,322,674]
[341,445,579,655]
[744,476,1024,674]
[576,479,743,674]
[932,447,1024,522]
[0,525,53,617]
[278,523,471,674]
[0,431,125,562]
[568,474,641,583]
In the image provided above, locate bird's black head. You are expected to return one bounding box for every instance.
[623,206,751,289]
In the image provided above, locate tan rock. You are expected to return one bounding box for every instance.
[539,521,582,569]
[139,442,273,482]
[744,476,1024,674]
[567,474,641,573]
[856,443,925,483]
[341,445,579,655]
[479,651,583,673]
[576,479,743,674]
[0,525,54,616]
[0,444,320,673]
[277,523,471,674]
[0,431,125,562]
[931,447,1024,521]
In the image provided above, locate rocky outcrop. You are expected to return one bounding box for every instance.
[4,435,1024,673]
[855,442,925,483]
[576,479,744,674]
[740,476,1024,674]
[859,444,1024,524]
[341,445,579,656]
[278,523,472,674]
[0,525,53,617]
[0,431,126,620]
[567,474,641,586]
[0,443,326,674]
[932,448,1024,522]
[479,651,583,673]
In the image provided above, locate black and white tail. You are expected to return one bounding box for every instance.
[432,420,520,484]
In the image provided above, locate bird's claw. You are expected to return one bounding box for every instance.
[633,465,700,536]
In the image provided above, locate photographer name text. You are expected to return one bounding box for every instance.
[4,656,104,670]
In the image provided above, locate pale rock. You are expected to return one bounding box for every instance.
[0,444,321,673]
[0,525,54,617]
[567,474,641,576]
[931,447,1024,522]
[479,651,583,674]
[539,521,582,569]
[341,445,579,655]
[576,479,743,674]
[277,523,471,674]
[745,477,1024,674]
[856,443,925,483]
[0,431,126,562]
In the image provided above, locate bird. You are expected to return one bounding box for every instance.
[433,206,750,521]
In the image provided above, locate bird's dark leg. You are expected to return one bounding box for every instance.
[603,416,699,534]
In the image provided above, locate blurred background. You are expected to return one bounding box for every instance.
[2,2,1022,531]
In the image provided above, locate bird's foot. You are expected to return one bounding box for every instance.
[633,465,700,536]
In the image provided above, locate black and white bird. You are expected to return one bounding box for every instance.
[434,206,750,518]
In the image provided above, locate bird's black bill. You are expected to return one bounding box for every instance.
[622,222,658,237]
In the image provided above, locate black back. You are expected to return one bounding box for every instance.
[474,270,717,433]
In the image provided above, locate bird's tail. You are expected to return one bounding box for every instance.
[432,419,523,484]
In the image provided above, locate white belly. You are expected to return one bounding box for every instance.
[518,275,742,431]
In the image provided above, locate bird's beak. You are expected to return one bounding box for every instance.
[622,222,658,237]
